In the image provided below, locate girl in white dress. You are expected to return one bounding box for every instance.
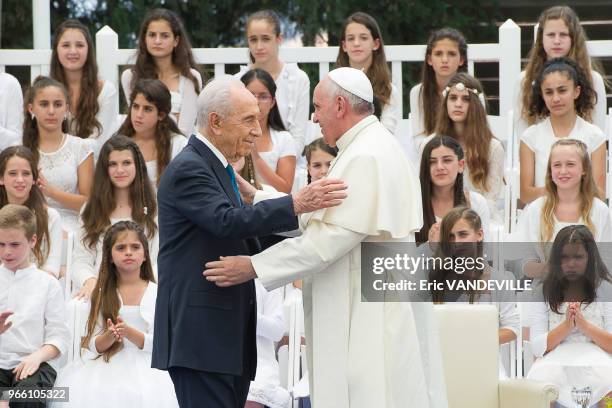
[121,9,202,136]
[118,78,186,187]
[517,139,612,279]
[241,69,296,193]
[429,206,519,347]
[50,20,119,158]
[52,221,178,408]
[526,225,612,408]
[514,5,607,139]
[335,12,401,133]
[409,28,468,147]
[72,136,158,301]
[416,136,490,244]
[236,10,310,156]
[0,146,62,277]
[424,73,505,220]
[520,58,606,204]
[22,76,94,232]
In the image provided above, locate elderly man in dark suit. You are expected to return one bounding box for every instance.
[152,75,346,408]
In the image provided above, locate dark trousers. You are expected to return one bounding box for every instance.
[168,366,251,408]
[0,362,56,408]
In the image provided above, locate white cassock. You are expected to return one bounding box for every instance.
[252,115,443,408]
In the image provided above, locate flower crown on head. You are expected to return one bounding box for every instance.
[442,82,481,98]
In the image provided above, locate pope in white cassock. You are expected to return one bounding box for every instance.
[205,67,447,408]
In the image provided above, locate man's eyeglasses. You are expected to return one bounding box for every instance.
[252,93,273,103]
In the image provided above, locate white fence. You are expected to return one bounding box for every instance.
[2,19,611,118]
[1,19,523,117]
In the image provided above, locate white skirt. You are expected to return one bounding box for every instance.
[247,380,291,408]
[50,348,178,408]
[527,342,612,407]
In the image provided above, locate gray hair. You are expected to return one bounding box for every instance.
[196,75,246,129]
[326,79,374,116]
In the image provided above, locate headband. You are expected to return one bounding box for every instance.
[442,82,480,98]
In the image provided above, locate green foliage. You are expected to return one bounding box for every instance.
[292,0,499,46]
[1,0,33,48]
[1,0,500,112]
[2,0,499,49]
[290,0,501,114]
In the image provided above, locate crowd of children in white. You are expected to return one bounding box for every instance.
[0,4,610,408]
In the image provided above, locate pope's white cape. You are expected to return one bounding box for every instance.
[252,116,438,408]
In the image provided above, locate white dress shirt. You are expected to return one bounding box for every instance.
[0,264,69,370]
[0,73,23,150]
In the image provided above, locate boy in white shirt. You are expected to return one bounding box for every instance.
[0,204,68,407]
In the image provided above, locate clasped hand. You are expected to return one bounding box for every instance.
[565,302,589,332]
[107,316,127,343]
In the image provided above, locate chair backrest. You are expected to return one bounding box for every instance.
[396,118,419,164]
[63,230,75,300]
[64,298,90,364]
[435,304,500,408]
[487,113,512,147]
[607,108,612,201]
[281,287,306,406]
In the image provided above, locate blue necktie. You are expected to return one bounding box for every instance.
[225,165,242,205]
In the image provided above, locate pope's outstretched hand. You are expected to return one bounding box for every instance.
[292,178,347,214]
[236,171,347,213]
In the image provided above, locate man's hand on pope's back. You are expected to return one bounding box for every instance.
[204,256,257,287]
[292,178,347,214]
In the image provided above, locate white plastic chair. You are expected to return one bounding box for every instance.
[396,117,419,165]
[517,302,535,378]
[61,230,75,300]
[280,287,308,407]
[287,290,304,407]
[606,108,612,202]
[434,304,558,407]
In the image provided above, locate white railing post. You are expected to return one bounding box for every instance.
[391,61,403,118]
[32,0,50,49]
[96,26,120,91]
[318,62,329,81]
[214,63,225,77]
[32,0,51,81]
[498,19,521,116]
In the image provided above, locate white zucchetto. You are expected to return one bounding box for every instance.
[328,67,374,103]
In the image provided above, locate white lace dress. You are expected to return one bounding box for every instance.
[51,283,178,407]
[527,300,612,407]
[39,134,93,232]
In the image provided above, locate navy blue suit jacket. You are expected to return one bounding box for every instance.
[152,135,298,378]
